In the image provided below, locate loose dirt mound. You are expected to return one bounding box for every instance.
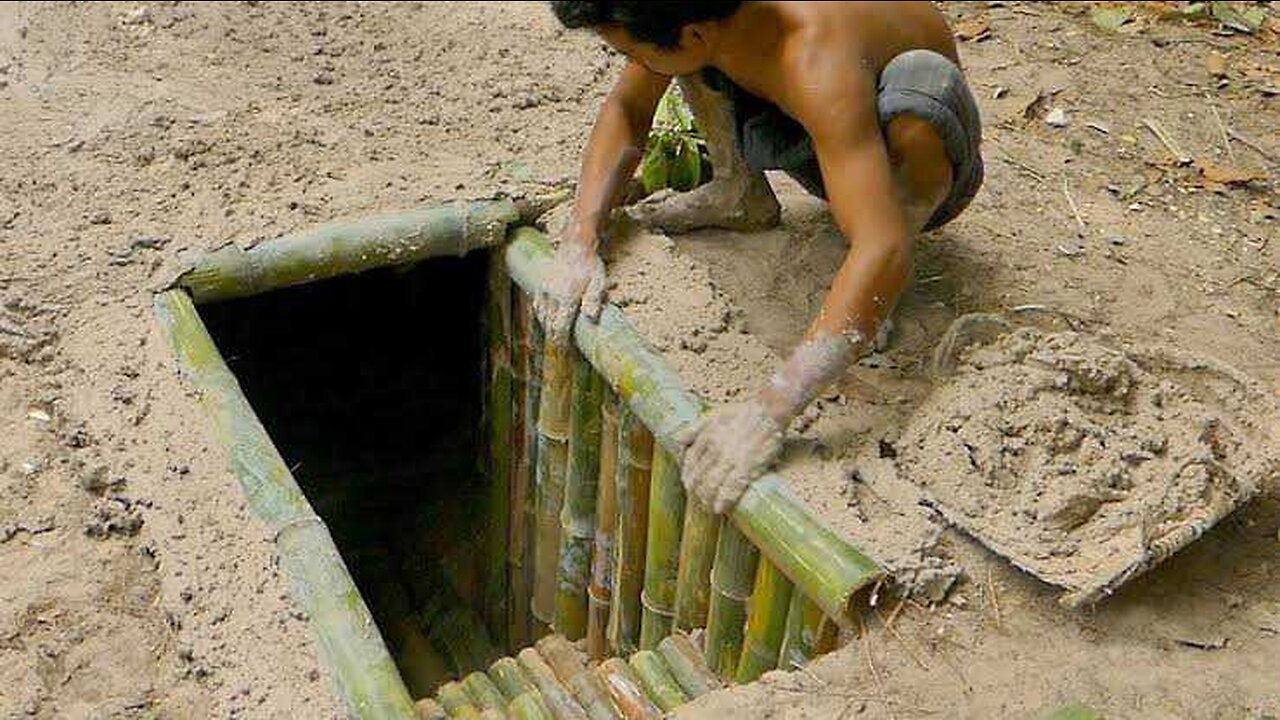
[899,326,1279,606]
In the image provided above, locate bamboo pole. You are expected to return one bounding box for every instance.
[627,651,688,712]
[416,699,447,720]
[426,606,501,676]
[438,682,481,719]
[587,391,621,662]
[556,353,605,640]
[569,672,625,720]
[486,250,514,650]
[778,593,836,671]
[490,657,537,701]
[516,648,589,720]
[154,289,416,719]
[656,634,723,699]
[607,408,652,656]
[463,672,509,717]
[673,499,720,632]
[175,199,519,303]
[522,293,547,640]
[533,336,573,630]
[509,693,555,720]
[704,522,758,681]
[534,635,587,686]
[506,228,883,626]
[595,659,662,720]
[509,291,538,651]
[736,558,794,683]
[640,446,684,650]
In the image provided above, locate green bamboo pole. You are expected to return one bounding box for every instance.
[463,672,509,717]
[506,228,883,625]
[704,522,758,681]
[154,289,416,719]
[607,409,652,656]
[556,353,605,640]
[486,250,514,650]
[438,682,481,719]
[639,447,684,650]
[656,634,723,699]
[175,199,518,303]
[522,293,547,640]
[594,659,662,720]
[489,657,538,701]
[509,693,555,720]
[509,290,537,651]
[736,558,794,683]
[673,499,720,632]
[516,647,589,720]
[568,673,625,720]
[426,605,500,676]
[533,337,573,630]
[627,651,688,712]
[534,635,587,686]
[416,698,447,720]
[587,391,621,662]
[778,593,835,671]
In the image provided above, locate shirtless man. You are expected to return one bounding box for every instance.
[538,2,983,514]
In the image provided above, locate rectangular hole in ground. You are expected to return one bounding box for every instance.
[199,252,504,698]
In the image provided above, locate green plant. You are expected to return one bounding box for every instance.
[641,86,708,195]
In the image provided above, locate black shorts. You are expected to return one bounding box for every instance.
[702,49,984,231]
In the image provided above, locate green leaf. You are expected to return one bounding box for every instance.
[1211,1,1265,33]
[668,137,702,192]
[1090,6,1133,32]
[641,144,670,195]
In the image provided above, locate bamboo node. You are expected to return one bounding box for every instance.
[639,591,676,618]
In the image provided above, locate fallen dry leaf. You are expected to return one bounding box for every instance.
[1205,51,1229,78]
[954,15,992,42]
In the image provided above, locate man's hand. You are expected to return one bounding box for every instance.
[534,232,607,343]
[679,399,785,514]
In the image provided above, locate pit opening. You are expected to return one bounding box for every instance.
[199,251,505,697]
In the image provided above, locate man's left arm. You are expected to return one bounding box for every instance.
[682,70,912,513]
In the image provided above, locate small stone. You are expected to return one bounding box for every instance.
[312,72,334,85]
[1107,235,1129,246]
[1045,107,1069,128]
[26,409,51,424]
[121,6,153,25]
[89,211,113,225]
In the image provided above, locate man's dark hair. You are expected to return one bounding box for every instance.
[551,2,744,49]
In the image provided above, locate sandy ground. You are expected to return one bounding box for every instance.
[1,2,1278,719]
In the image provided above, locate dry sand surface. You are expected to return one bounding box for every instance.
[2,2,1278,719]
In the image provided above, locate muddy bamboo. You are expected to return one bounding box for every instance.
[533,336,574,629]
[607,409,653,655]
[673,500,720,632]
[154,289,417,719]
[517,647,589,720]
[489,657,537,701]
[463,672,509,717]
[656,634,723,699]
[627,651,688,712]
[587,391,621,662]
[509,693,555,720]
[736,558,795,683]
[778,593,836,671]
[506,228,883,625]
[704,522,759,681]
[534,635,587,685]
[639,447,684,650]
[595,659,662,720]
[509,291,537,650]
[569,673,625,720]
[177,199,518,303]
[485,252,514,648]
[556,353,604,639]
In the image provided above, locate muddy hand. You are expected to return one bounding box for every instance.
[535,240,607,343]
[680,399,784,514]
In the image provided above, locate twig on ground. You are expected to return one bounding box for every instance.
[988,568,1003,631]
[1208,102,1235,161]
[1141,118,1192,165]
[885,595,909,630]
[875,609,931,671]
[1062,178,1086,236]
[858,615,896,720]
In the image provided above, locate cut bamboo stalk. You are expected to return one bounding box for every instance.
[534,635,587,686]
[416,698,447,720]
[736,558,794,683]
[533,338,574,629]
[673,499,720,632]
[778,593,836,671]
[627,651,688,712]
[607,408,652,656]
[509,290,537,651]
[657,634,723,699]
[640,447,684,650]
[427,606,501,676]
[522,293,547,641]
[704,522,759,681]
[569,673,625,720]
[506,229,883,626]
[154,289,416,719]
[489,657,537,701]
[556,353,605,639]
[509,693,555,720]
[587,391,621,662]
[463,672,509,717]
[175,199,518,303]
[486,251,514,650]
[594,659,662,720]
[516,647,589,720]
[438,682,480,718]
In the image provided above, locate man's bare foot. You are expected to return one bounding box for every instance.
[627,174,781,233]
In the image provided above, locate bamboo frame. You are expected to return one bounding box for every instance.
[509,291,538,650]
[534,635,587,685]
[485,250,514,649]
[154,289,417,719]
[704,522,758,681]
[437,682,480,718]
[463,672,508,716]
[656,634,723,699]
[533,338,573,629]
[595,659,662,720]
[569,673,625,720]
[736,558,795,683]
[673,500,720,632]
[639,446,684,650]
[522,295,547,640]
[607,408,652,656]
[174,199,519,303]
[517,648,589,720]
[627,651,688,712]
[489,657,537,701]
[587,391,621,662]
[778,593,837,671]
[506,228,883,626]
[509,693,555,720]
[416,698,447,720]
[556,354,605,639]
